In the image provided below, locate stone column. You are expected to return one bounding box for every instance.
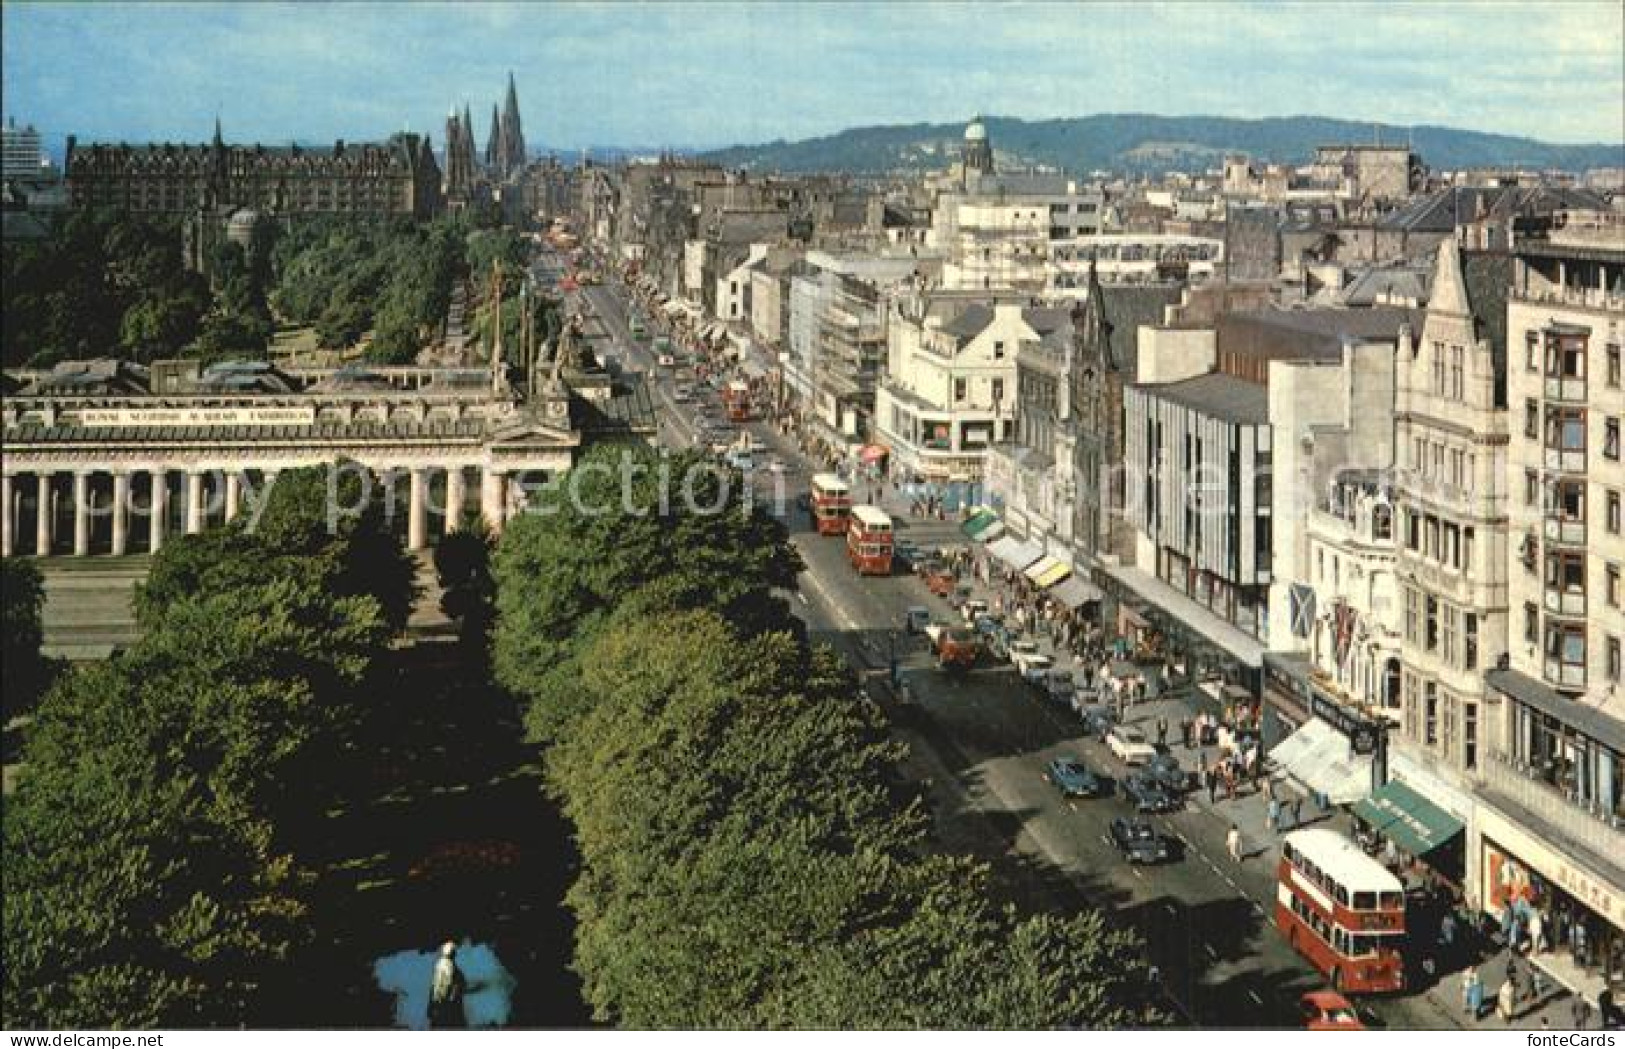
[35,473,52,556]
[1,473,13,558]
[150,468,167,554]
[111,473,130,556]
[185,471,204,535]
[408,468,428,551]
[481,468,506,534]
[445,467,466,533]
[224,473,242,522]
[73,471,91,556]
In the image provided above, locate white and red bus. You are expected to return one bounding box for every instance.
[846,505,894,576]
[809,473,852,536]
[724,380,752,422]
[1275,829,1406,994]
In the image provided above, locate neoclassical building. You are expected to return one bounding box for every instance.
[1,354,654,558]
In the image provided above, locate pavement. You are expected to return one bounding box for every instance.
[584,269,1603,1032]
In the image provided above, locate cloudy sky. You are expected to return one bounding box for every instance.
[4,1,1621,150]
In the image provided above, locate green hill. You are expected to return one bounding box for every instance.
[699,114,1623,176]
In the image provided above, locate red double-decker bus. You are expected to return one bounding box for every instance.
[723,380,752,422]
[846,505,894,576]
[809,473,852,536]
[1275,829,1406,994]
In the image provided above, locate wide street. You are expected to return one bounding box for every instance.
[575,272,1470,1030]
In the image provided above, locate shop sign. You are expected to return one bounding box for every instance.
[80,407,317,427]
[1554,862,1620,923]
[1311,692,1379,755]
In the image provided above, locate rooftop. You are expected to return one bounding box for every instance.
[1133,371,1269,424]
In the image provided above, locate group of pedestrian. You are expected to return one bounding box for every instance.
[1464,950,1578,1026]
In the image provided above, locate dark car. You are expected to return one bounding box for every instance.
[1077,702,1117,739]
[1142,753,1193,794]
[1045,755,1108,799]
[1123,773,1182,814]
[1110,816,1174,864]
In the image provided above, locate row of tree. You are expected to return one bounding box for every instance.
[2,466,415,1028]
[492,445,1162,1028]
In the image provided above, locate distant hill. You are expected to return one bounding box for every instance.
[699,114,1624,176]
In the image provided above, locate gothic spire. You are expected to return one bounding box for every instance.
[485,103,501,170]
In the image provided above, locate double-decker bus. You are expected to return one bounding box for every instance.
[1275,829,1406,994]
[723,380,752,422]
[847,505,894,576]
[809,473,852,536]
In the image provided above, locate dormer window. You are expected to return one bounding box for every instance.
[993,341,1005,359]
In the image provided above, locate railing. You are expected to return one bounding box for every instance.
[1543,514,1586,547]
[1483,753,1625,841]
[1513,286,1625,312]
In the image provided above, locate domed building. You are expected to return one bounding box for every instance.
[962,115,994,177]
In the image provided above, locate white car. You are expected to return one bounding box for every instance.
[960,599,989,623]
[1013,650,1055,681]
[1106,726,1158,767]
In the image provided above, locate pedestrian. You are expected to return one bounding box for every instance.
[1156,717,1168,747]
[1440,911,1458,956]
[1181,717,1193,749]
[1529,909,1546,955]
[1266,797,1280,833]
[1262,776,1275,802]
[1206,769,1218,804]
[1291,795,1304,829]
[1497,977,1516,1023]
[1197,749,1207,775]
[1572,995,1592,1030]
[1226,823,1243,863]
[1463,966,1483,1020]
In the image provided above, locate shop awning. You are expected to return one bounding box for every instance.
[961,510,1002,540]
[1352,780,1463,857]
[987,535,1043,571]
[1051,574,1103,609]
[1025,555,1072,589]
[1269,717,1373,806]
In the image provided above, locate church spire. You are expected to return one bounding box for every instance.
[485,103,501,171]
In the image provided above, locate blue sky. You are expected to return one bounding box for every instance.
[4,1,1621,151]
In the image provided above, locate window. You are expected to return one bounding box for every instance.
[1524,603,1539,645]
[1609,344,1622,388]
[1431,342,1445,395]
[1525,470,1539,507]
[1464,702,1478,771]
[1405,588,1420,644]
[993,340,1006,360]
[1442,605,1458,665]
[1546,622,1586,672]
[1607,417,1620,460]
[1406,509,1420,551]
[1525,400,1539,439]
[1464,527,1475,572]
[1610,490,1622,535]
[1610,564,1621,608]
[1526,332,1540,371]
[1424,682,1438,746]
[991,377,1005,404]
[1425,595,1439,651]
[1444,522,1461,569]
[954,377,967,403]
[1547,551,1585,595]
[1611,637,1622,684]
[1449,346,1465,400]
[1465,612,1478,670]
[1552,408,1587,452]
[1413,437,1425,472]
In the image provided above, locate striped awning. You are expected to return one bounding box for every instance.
[961,509,1003,541]
[1051,575,1104,609]
[1024,555,1072,589]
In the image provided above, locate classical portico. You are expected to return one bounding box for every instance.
[2,357,655,557]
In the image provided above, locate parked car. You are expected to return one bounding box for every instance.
[1043,669,1076,706]
[893,541,920,571]
[924,564,958,597]
[959,598,989,623]
[1077,702,1117,739]
[1045,756,1109,799]
[1299,991,1365,1031]
[1106,725,1158,766]
[1142,753,1193,793]
[1016,652,1055,683]
[1109,816,1174,864]
[946,585,973,611]
[902,606,933,635]
[1123,773,1182,814]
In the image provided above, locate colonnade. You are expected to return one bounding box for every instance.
[1,463,525,558]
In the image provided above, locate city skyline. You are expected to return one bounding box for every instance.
[3,0,1623,152]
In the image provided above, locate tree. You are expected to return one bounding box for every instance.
[433,521,495,652]
[1,558,51,719]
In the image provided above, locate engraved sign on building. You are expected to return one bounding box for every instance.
[78,407,318,428]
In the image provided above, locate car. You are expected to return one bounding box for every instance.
[1109,816,1174,864]
[1016,652,1055,683]
[1043,668,1076,705]
[1299,991,1365,1031]
[1045,756,1108,799]
[924,565,958,597]
[902,606,933,635]
[893,540,920,571]
[1106,725,1158,766]
[1077,702,1117,739]
[1123,773,1182,814]
[935,627,980,671]
[1142,753,1192,793]
[959,598,989,623]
